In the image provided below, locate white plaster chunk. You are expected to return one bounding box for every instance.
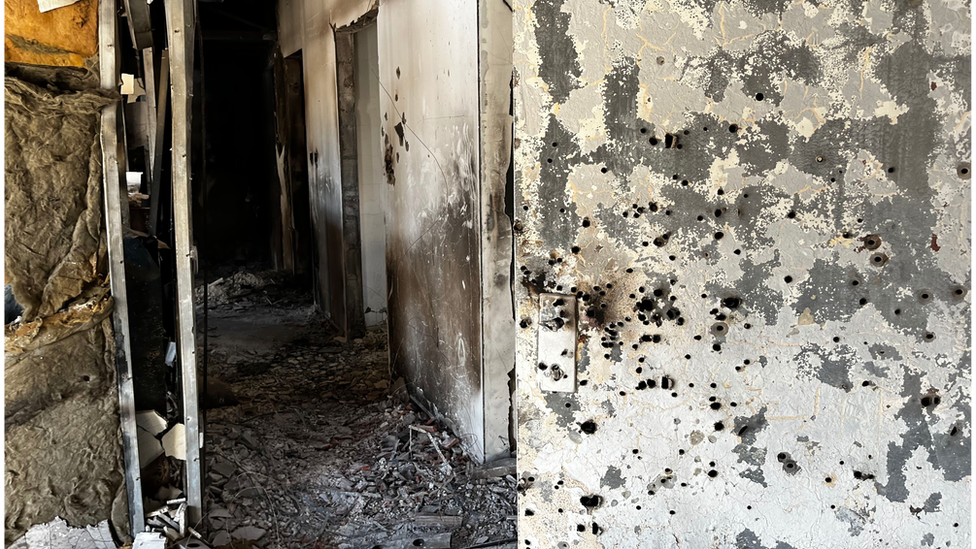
[138,427,165,469]
[136,410,167,436]
[161,423,187,461]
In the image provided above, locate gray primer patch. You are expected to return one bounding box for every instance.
[542,391,578,430]
[739,467,768,488]
[834,507,867,536]
[799,343,855,392]
[601,466,625,489]
[532,0,582,104]
[733,407,769,445]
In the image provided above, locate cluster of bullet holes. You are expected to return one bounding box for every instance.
[519,142,968,536]
[777,452,800,475]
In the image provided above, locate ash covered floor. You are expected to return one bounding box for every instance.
[197,272,517,549]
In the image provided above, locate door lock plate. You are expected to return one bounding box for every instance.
[537,293,577,393]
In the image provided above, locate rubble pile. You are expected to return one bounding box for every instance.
[200,276,516,549]
[197,271,283,308]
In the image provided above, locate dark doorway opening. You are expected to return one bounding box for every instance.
[277,51,315,290]
[199,39,277,269]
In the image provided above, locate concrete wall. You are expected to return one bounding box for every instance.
[354,23,389,327]
[514,0,971,546]
[278,0,513,462]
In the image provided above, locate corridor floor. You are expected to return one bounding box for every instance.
[196,271,517,549]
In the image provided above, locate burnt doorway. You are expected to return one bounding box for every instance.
[277,51,315,291]
[335,15,387,338]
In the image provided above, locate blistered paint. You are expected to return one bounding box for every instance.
[514,0,971,546]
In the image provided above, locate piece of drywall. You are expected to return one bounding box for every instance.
[514,0,971,546]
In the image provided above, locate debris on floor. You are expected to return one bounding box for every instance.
[123,497,212,549]
[197,271,281,308]
[199,273,517,549]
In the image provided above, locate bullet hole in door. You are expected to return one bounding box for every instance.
[853,470,875,481]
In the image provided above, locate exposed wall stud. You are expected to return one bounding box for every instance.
[98,0,145,534]
[165,0,203,526]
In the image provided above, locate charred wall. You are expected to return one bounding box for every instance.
[514,0,971,546]
[377,0,486,461]
[276,0,377,326]
[480,0,517,461]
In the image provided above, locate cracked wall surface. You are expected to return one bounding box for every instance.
[513,0,971,546]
